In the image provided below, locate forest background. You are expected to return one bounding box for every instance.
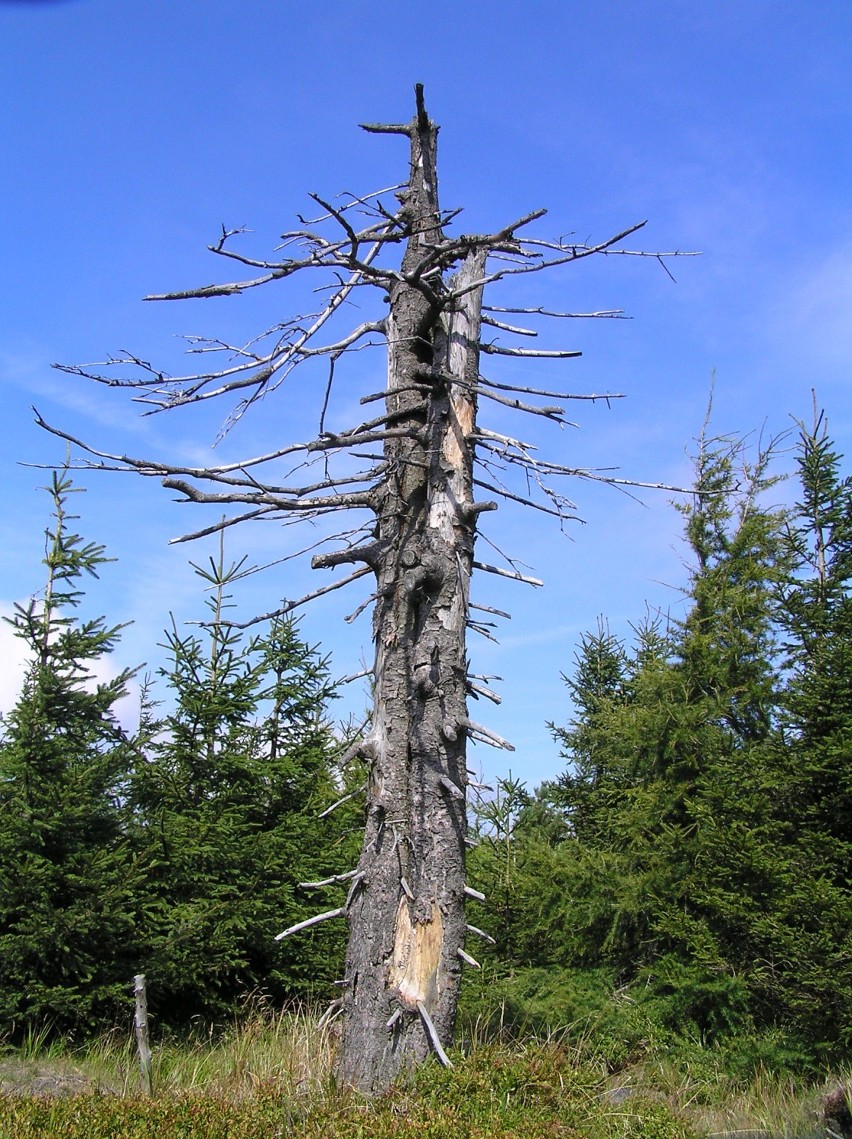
[1,0,852,1099]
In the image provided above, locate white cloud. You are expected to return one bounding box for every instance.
[0,603,31,719]
[0,600,140,732]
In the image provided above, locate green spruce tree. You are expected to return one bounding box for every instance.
[548,425,793,1043]
[0,471,140,1037]
[768,408,852,1058]
[130,543,352,1024]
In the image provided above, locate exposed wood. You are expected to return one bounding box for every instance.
[388,898,445,1010]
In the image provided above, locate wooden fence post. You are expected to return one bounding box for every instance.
[133,973,153,1095]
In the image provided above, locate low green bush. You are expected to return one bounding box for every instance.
[0,1040,695,1139]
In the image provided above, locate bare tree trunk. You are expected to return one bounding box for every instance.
[334,102,488,1092]
[45,83,686,1098]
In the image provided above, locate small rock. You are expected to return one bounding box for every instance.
[604,1084,634,1105]
[825,1085,852,1139]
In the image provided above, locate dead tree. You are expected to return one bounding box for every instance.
[44,86,689,1093]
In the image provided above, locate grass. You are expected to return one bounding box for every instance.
[11,1005,337,1098]
[0,1008,840,1138]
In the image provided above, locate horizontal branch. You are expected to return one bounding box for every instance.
[461,717,515,752]
[292,182,406,226]
[472,560,544,587]
[306,426,424,454]
[228,566,372,630]
[317,781,368,820]
[438,775,465,801]
[94,243,393,415]
[481,314,538,337]
[162,477,373,514]
[475,386,567,421]
[473,476,580,521]
[345,591,379,624]
[450,220,649,298]
[317,1000,344,1029]
[334,667,373,687]
[468,628,500,648]
[333,730,377,769]
[34,412,379,503]
[507,452,692,494]
[313,541,384,571]
[480,343,581,359]
[145,268,289,301]
[168,506,273,544]
[470,602,511,620]
[299,869,362,889]
[274,907,346,941]
[484,304,628,319]
[467,680,502,705]
[478,376,625,403]
[466,924,496,945]
[359,382,432,406]
[472,427,537,457]
[360,121,412,135]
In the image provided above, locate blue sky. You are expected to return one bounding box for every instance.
[1,0,850,787]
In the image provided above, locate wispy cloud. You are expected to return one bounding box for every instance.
[778,244,852,373]
[0,603,31,718]
[0,600,140,730]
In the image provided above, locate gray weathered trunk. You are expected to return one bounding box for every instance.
[334,103,487,1093]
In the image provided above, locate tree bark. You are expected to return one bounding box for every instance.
[336,100,488,1093]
